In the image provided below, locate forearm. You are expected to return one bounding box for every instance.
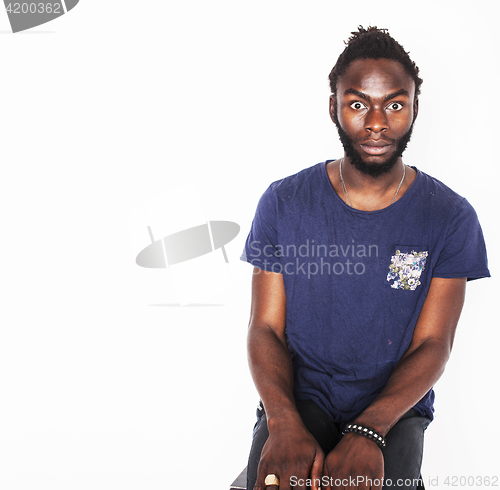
[354,277,466,437]
[247,325,303,429]
[354,339,450,436]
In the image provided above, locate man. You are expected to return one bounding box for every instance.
[241,27,490,490]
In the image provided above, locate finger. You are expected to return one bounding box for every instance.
[339,475,349,490]
[310,451,325,490]
[264,474,281,490]
[360,471,383,490]
[278,472,292,490]
[358,475,370,490]
[327,469,343,490]
[254,463,271,490]
[257,472,282,490]
[357,469,384,490]
[370,473,384,490]
[348,473,360,490]
[322,463,331,490]
[345,473,355,490]
[288,469,307,490]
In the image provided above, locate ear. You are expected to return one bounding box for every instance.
[413,97,419,122]
[329,95,338,124]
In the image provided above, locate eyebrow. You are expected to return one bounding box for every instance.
[344,88,410,102]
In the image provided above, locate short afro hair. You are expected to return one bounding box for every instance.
[329,26,423,99]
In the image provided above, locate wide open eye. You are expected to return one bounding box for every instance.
[387,102,404,111]
[349,101,366,110]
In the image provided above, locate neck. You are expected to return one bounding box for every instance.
[331,155,414,211]
[341,154,405,193]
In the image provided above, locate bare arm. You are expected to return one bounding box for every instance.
[323,277,467,489]
[355,276,466,434]
[248,267,296,424]
[248,267,324,490]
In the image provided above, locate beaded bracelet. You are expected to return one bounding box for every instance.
[342,423,386,448]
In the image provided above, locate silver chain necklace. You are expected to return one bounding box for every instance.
[339,157,406,208]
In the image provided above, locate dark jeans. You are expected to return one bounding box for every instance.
[247,400,430,490]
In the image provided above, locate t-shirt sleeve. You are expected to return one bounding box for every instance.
[432,198,490,281]
[240,183,282,272]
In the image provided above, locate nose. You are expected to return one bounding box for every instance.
[365,107,388,133]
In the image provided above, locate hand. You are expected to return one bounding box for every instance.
[254,420,325,490]
[323,433,384,490]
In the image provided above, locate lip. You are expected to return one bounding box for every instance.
[359,141,392,155]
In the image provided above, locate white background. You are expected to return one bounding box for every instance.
[0,1,498,489]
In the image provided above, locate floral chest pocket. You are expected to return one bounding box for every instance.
[386,246,429,291]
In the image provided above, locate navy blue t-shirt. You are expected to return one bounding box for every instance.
[241,161,490,424]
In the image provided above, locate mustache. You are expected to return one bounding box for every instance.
[334,121,414,178]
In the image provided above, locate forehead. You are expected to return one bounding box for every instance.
[338,58,415,99]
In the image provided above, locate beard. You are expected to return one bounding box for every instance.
[335,119,414,178]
